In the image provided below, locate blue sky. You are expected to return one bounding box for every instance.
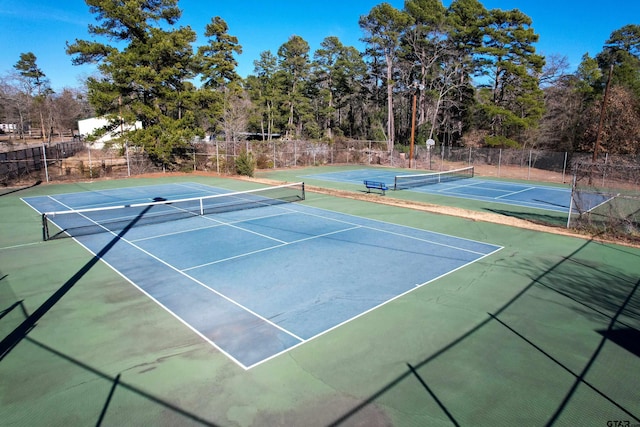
[1,0,638,92]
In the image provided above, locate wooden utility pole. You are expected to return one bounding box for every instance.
[593,64,614,162]
[409,91,417,169]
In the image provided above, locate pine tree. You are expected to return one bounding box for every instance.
[66,0,200,168]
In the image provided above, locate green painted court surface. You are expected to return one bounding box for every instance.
[1,168,639,426]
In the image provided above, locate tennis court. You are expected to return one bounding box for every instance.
[3,174,639,426]
[303,167,609,213]
[22,181,501,369]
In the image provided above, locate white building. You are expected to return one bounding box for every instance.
[77,117,142,149]
[0,123,17,133]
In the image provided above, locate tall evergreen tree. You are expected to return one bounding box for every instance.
[444,0,487,143]
[313,36,342,139]
[404,0,455,142]
[360,3,412,151]
[13,52,51,140]
[332,45,368,138]
[195,16,243,139]
[575,54,603,100]
[277,35,311,139]
[247,50,281,140]
[66,0,199,168]
[598,24,640,98]
[312,36,366,139]
[476,7,545,145]
[197,17,242,89]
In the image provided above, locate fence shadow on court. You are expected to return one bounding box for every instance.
[329,239,640,426]
[0,180,41,197]
[0,273,30,353]
[1,296,220,425]
[24,337,220,426]
[516,252,640,425]
[0,203,157,360]
[0,206,223,425]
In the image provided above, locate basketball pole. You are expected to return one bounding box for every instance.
[409,91,416,169]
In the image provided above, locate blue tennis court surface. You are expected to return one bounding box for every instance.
[23,182,501,369]
[303,168,609,213]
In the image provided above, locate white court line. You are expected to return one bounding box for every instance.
[0,241,42,251]
[57,235,261,370]
[430,179,484,193]
[246,244,503,370]
[35,187,303,370]
[495,186,536,200]
[78,226,306,342]
[214,214,289,244]
[45,183,500,259]
[40,182,230,211]
[411,180,570,211]
[130,210,297,242]
[38,182,503,369]
[281,199,502,249]
[430,179,527,196]
[582,194,618,213]
[47,191,300,245]
[44,196,120,237]
[281,204,493,256]
[182,225,362,271]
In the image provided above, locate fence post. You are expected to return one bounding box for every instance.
[88,143,94,178]
[528,149,532,180]
[42,143,49,183]
[498,148,502,177]
[216,142,219,173]
[562,152,567,183]
[273,140,276,169]
[566,172,577,228]
[125,142,131,176]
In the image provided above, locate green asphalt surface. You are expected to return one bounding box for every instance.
[1,169,639,426]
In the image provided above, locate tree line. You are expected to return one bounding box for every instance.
[1,0,639,168]
[1,52,93,142]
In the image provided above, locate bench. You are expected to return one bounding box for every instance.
[363,180,389,195]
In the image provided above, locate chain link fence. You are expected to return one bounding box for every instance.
[4,139,638,185]
[4,139,639,181]
[568,161,640,238]
[3,139,639,240]
[414,145,588,183]
[0,141,85,186]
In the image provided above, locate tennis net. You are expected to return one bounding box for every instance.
[42,182,305,241]
[394,166,474,190]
